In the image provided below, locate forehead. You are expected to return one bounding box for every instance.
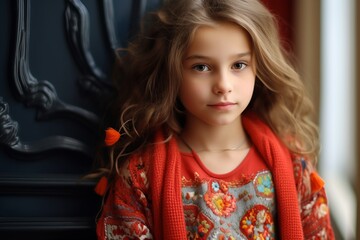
[184,22,252,58]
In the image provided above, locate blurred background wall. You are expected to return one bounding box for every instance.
[318,1,357,239]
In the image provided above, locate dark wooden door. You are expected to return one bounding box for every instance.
[0,0,161,239]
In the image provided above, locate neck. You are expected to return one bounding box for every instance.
[180,117,249,152]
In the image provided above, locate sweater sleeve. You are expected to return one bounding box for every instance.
[293,156,335,239]
[96,157,153,240]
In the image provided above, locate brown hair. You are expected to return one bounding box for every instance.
[98,0,319,178]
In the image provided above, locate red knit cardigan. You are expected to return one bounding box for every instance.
[148,113,302,239]
[97,112,334,239]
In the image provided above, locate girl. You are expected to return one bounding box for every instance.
[95,0,334,239]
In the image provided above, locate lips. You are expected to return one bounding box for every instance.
[208,102,237,110]
[208,102,236,107]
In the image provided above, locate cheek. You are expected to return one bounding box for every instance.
[179,85,195,105]
[178,92,192,113]
[179,76,204,97]
[178,81,205,110]
[237,76,256,98]
[247,80,256,95]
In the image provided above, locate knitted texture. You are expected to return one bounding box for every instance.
[96,112,336,239]
[146,132,187,239]
[242,113,304,239]
[143,112,303,239]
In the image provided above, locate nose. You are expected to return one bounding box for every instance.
[212,70,233,95]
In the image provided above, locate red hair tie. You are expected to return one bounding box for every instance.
[104,127,120,146]
[310,172,325,193]
[94,176,108,196]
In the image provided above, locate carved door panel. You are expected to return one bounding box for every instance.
[0,0,161,239]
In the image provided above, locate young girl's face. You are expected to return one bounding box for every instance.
[180,21,256,127]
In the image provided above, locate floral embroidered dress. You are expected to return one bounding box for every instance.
[96,113,334,240]
[181,147,276,239]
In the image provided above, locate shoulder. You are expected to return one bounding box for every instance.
[292,156,335,238]
[113,132,179,193]
[292,154,325,201]
[114,154,150,192]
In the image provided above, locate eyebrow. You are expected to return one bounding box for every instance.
[184,52,252,61]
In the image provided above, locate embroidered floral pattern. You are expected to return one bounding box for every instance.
[184,205,214,240]
[204,180,237,217]
[205,193,236,217]
[238,190,253,202]
[98,144,333,239]
[240,205,275,239]
[293,157,312,199]
[104,219,153,240]
[254,172,274,198]
[183,171,276,239]
[197,214,213,238]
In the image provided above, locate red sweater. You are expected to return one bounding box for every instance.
[97,113,334,239]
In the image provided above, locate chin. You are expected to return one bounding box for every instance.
[207,118,240,127]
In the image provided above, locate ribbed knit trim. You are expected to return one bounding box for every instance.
[143,112,303,239]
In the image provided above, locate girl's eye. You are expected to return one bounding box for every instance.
[233,62,247,70]
[193,64,210,72]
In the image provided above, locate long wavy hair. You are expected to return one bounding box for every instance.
[96,0,319,179]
